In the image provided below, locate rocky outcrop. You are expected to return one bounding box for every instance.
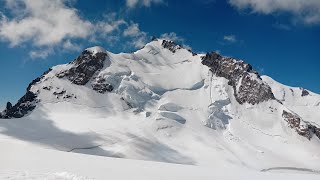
[202,52,275,105]
[282,110,320,140]
[5,102,12,112]
[161,40,196,56]
[0,102,12,118]
[52,89,76,100]
[162,40,182,53]
[0,68,52,119]
[1,91,38,119]
[56,50,107,85]
[300,88,310,97]
[92,78,113,94]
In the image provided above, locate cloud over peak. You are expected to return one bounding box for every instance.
[229,0,320,25]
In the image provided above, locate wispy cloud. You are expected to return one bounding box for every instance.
[123,23,148,48]
[62,40,82,52]
[126,0,164,8]
[29,48,53,59]
[223,35,237,43]
[229,0,320,25]
[272,23,292,31]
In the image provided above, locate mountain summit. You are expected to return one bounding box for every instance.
[0,39,319,169]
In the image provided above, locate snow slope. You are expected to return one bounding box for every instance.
[0,39,319,179]
[1,141,319,180]
[263,76,320,125]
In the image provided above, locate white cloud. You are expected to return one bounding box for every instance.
[62,40,82,52]
[0,0,150,59]
[123,23,142,37]
[126,0,163,8]
[0,0,93,47]
[123,23,148,48]
[96,20,126,35]
[229,0,320,25]
[223,35,237,43]
[96,13,127,36]
[29,48,53,59]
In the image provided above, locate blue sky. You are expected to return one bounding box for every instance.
[0,0,319,106]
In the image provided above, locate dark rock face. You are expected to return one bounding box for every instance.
[2,91,38,118]
[0,102,13,118]
[56,50,107,85]
[43,86,52,91]
[0,68,52,119]
[6,102,12,111]
[92,78,113,93]
[300,88,310,97]
[162,40,197,56]
[162,40,182,53]
[202,52,275,105]
[53,90,66,96]
[282,110,320,140]
[52,89,76,99]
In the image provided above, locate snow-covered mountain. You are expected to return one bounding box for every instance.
[0,39,320,178]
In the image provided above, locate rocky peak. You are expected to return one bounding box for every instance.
[202,52,275,105]
[161,40,182,53]
[56,48,108,85]
[0,47,111,119]
[161,39,197,56]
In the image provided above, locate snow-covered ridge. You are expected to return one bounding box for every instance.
[85,46,106,55]
[0,38,320,175]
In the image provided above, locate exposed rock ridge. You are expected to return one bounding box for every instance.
[161,40,197,56]
[92,77,114,93]
[161,40,182,53]
[201,52,275,105]
[282,110,320,140]
[300,87,310,97]
[56,49,107,85]
[0,68,52,119]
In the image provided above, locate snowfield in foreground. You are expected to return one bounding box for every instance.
[0,39,320,179]
[0,141,320,180]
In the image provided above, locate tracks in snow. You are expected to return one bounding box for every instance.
[261,167,320,174]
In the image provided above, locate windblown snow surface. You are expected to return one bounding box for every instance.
[0,39,320,179]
